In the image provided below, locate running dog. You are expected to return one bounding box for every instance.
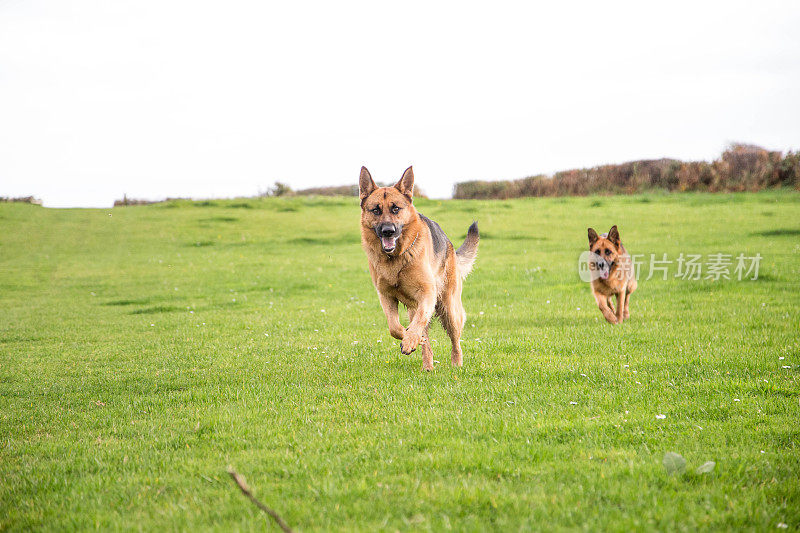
[359,166,479,371]
[587,225,637,324]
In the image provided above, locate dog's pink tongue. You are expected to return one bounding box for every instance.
[601,271,610,279]
[381,236,396,250]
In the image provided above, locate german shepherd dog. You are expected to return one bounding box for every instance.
[359,166,479,371]
[587,225,637,324]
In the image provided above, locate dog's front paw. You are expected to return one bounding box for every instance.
[401,331,422,355]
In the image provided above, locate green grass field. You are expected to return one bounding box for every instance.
[1,192,799,531]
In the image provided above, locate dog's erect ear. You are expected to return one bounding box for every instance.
[588,228,599,247]
[608,225,621,246]
[394,166,414,199]
[359,167,377,203]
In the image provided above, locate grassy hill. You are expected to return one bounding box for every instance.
[1,192,798,530]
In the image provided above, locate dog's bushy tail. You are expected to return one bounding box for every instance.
[455,221,479,280]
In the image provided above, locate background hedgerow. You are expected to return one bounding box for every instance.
[0,196,42,205]
[453,144,800,199]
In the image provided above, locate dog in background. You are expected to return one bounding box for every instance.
[359,166,479,371]
[587,225,637,324]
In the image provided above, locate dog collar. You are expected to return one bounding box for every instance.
[396,232,419,258]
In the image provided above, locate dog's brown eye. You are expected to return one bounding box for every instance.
[605,249,611,255]
[371,207,381,215]
[390,205,400,214]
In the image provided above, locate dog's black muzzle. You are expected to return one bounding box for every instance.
[375,223,402,253]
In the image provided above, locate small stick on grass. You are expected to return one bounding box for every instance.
[227,468,294,533]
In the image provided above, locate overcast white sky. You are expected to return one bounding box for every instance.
[1,1,799,207]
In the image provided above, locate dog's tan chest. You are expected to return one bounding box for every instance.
[374,267,423,305]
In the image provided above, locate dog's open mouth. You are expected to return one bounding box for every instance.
[381,236,397,253]
[600,270,610,280]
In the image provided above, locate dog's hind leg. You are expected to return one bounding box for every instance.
[439,292,466,367]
